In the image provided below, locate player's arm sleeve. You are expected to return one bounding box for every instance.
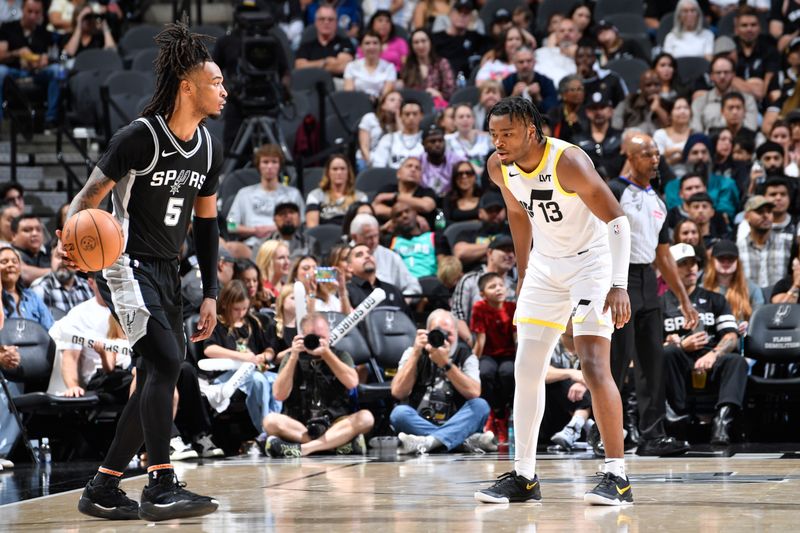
[193,217,220,300]
[96,121,155,181]
[607,215,631,290]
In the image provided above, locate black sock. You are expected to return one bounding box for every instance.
[93,471,121,486]
[147,467,174,487]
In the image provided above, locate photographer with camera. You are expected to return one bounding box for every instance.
[263,313,374,457]
[390,309,494,454]
[61,4,116,58]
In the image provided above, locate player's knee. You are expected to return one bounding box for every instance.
[579,351,609,380]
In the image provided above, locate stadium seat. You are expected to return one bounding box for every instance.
[364,307,417,380]
[328,91,375,130]
[398,88,434,116]
[606,57,649,93]
[355,167,397,195]
[67,70,114,127]
[620,33,652,62]
[118,24,161,63]
[191,24,227,39]
[319,311,373,367]
[104,92,143,138]
[324,113,355,148]
[129,47,158,72]
[449,86,480,106]
[444,220,481,251]
[594,0,644,19]
[478,0,526,30]
[103,70,154,99]
[676,56,710,86]
[291,67,335,95]
[604,13,648,36]
[306,224,344,257]
[656,12,675,47]
[299,166,324,196]
[71,49,123,73]
[0,319,54,383]
[204,116,225,141]
[535,0,579,35]
[218,167,260,221]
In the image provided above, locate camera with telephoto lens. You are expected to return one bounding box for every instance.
[303,333,321,351]
[417,375,455,425]
[427,328,448,349]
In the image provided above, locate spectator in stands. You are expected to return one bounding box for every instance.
[667,173,717,229]
[360,9,408,73]
[471,271,515,443]
[574,40,627,109]
[182,246,235,318]
[202,280,281,435]
[770,241,800,302]
[704,239,764,333]
[691,56,759,134]
[652,53,691,101]
[62,4,116,58]
[501,45,558,114]
[749,139,794,197]
[264,201,320,259]
[419,125,458,196]
[389,201,450,278]
[547,74,587,142]
[0,245,52,328]
[662,242,746,445]
[442,161,482,223]
[732,6,778,103]
[663,0,715,59]
[711,127,735,175]
[473,79,503,131]
[306,155,367,229]
[227,144,305,249]
[344,30,396,100]
[10,214,48,285]
[273,284,296,355]
[304,0,362,40]
[264,313,374,457]
[453,192,510,271]
[0,182,23,212]
[476,26,529,84]
[390,309,493,454]
[0,0,21,24]
[573,90,625,181]
[412,0,452,32]
[764,40,800,132]
[47,0,82,34]
[568,2,594,41]
[0,0,63,126]
[444,104,493,177]
[768,0,800,51]
[345,242,410,315]
[431,0,489,79]
[768,120,800,178]
[341,201,376,237]
[0,202,20,244]
[653,96,693,172]
[233,259,271,314]
[685,192,732,247]
[612,69,669,136]
[289,255,351,314]
[672,219,707,264]
[737,195,795,288]
[486,8,514,41]
[711,93,759,147]
[349,214,421,298]
[255,239,291,304]
[451,236,515,339]
[595,19,648,67]
[761,177,798,237]
[357,90,401,170]
[540,11,565,48]
[372,156,437,224]
[295,3,356,78]
[399,29,455,108]
[372,100,425,168]
[534,16,578,86]
[30,245,91,313]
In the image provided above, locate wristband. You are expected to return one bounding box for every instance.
[442,362,453,372]
[607,215,631,290]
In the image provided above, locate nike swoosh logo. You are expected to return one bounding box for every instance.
[161,150,177,157]
[526,482,538,490]
[616,484,631,495]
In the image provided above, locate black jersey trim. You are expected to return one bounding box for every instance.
[155,115,202,159]
[133,118,160,176]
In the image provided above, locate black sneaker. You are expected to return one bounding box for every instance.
[474,471,542,504]
[584,472,634,505]
[265,436,302,458]
[635,436,690,457]
[138,472,219,522]
[77,478,140,520]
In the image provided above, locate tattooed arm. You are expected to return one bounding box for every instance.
[712,332,739,356]
[65,167,116,219]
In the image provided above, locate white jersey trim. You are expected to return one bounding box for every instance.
[133,117,159,176]
[155,114,203,159]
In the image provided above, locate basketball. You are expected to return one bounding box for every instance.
[61,209,124,272]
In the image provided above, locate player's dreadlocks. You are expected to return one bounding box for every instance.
[487,97,545,143]
[141,18,214,119]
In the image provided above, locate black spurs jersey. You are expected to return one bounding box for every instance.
[97,115,223,259]
[661,286,738,357]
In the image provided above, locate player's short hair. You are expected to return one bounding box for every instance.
[253,144,285,167]
[487,96,545,142]
[478,271,503,292]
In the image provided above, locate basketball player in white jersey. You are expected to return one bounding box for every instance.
[475,97,634,505]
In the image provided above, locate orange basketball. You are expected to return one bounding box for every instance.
[62,209,124,272]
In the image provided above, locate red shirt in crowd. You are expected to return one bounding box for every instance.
[470,299,516,358]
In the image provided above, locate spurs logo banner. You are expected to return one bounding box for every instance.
[328,289,386,347]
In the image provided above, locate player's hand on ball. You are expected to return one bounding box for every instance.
[604,287,631,329]
[54,229,81,271]
[192,298,217,342]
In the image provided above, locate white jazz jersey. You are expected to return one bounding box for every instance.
[501,136,607,258]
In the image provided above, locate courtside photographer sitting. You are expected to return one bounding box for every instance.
[390,309,494,454]
[263,313,374,457]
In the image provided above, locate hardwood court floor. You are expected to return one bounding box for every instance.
[1,450,799,532]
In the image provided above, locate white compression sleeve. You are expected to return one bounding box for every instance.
[607,215,631,290]
[514,329,562,479]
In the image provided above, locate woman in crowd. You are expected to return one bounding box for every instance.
[233,259,271,314]
[289,255,351,314]
[652,53,690,101]
[473,81,504,131]
[202,281,280,434]
[769,120,800,177]
[0,246,53,329]
[445,103,493,175]
[673,218,707,267]
[62,4,117,57]
[442,161,483,223]
[476,26,530,83]
[399,29,455,107]
[653,96,693,172]
[255,240,291,305]
[663,0,714,59]
[712,127,736,176]
[771,242,800,303]
[547,74,587,143]
[345,30,397,101]
[274,284,297,353]
[357,90,402,170]
[412,0,451,31]
[764,39,800,130]
[361,9,408,72]
[568,2,594,42]
[306,155,368,229]
[328,244,351,279]
[437,105,456,134]
[703,240,763,334]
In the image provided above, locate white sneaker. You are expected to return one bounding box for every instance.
[397,432,431,455]
[169,436,199,461]
[0,458,14,469]
[194,434,224,458]
[551,425,580,450]
[463,431,497,453]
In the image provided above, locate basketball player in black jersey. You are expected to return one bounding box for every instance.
[57,22,227,521]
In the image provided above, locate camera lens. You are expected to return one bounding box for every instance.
[303,334,320,351]
[428,328,447,348]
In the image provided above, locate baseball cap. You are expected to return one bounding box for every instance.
[686,192,713,205]
[492,8,511,24]
[669,243,699,264]
[711,239,739,259]
[489,235,514,250]
[785,109,800,123]
[479,192,504,209]
[218,245,235,263]
[744,195,775,212]
[274,200,300,214]
[454,0,474,12]
[423,124,445,141]
[586,90,612,108]
[713,36,736,55]
[596,20,619,33]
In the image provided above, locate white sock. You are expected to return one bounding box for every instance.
[604,458,626,479]
[568,415,585,433]
[513,331,561,480]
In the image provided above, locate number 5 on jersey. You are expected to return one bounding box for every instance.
[164,197,184,226]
